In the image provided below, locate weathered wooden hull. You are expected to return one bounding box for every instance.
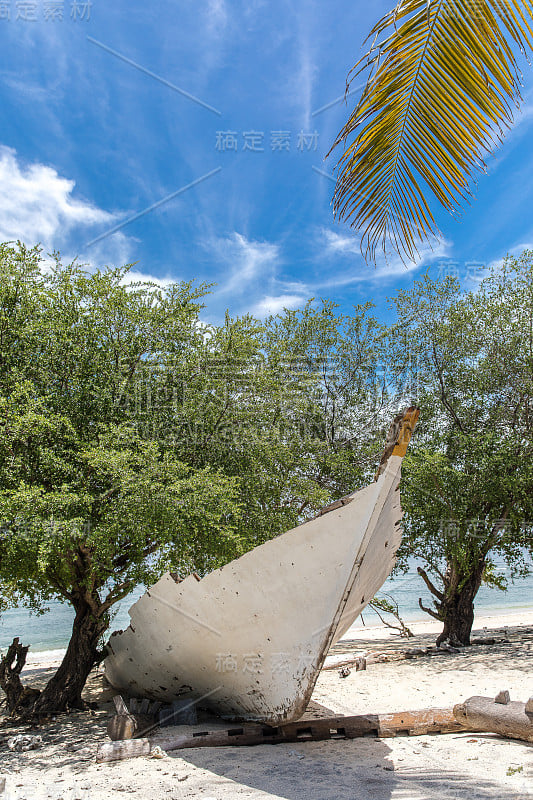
[105,410,418,724]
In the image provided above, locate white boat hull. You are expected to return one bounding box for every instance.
[105,410,416,724]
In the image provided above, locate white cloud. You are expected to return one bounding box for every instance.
[250,293,307,317]
[281,14,317,130]
[209,232,281,294]
[487,241,533,273]
[206,0,227,33]
[120,269,177,289]
[317,228,450,286]
[294,38,315,130]
[205,232,311,317]
[322,230,358,254]
[0,145,115,248]
[0,146,182,289]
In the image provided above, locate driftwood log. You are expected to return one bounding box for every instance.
[322,638,510,672]
[97,707,463,763]
[453,694,533,743]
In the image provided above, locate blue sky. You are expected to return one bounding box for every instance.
[1,0,533,323]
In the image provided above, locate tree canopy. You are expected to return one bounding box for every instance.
[391,252,533,643]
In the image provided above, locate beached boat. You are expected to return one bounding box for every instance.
[104,407,419,724]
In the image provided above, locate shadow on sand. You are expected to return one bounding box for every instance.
[177,735,532,800]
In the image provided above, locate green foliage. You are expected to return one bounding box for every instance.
[0,243,385,630]
[5,238,531,661]
[390,253,533,631]
[0,244,242,620]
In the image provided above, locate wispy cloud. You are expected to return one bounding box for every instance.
[205,226,451,319]
[487,241,533,272]
[295,36,315,130]
[206,0,228,37]
[205,232,309,317]
[316,228,450,287]
[87,37,221,116]
[85,168,222,248]
[209,232,281,294]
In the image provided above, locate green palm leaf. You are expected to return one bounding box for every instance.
[328,0,533,264]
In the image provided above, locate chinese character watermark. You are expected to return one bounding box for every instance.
[242,130,264,152]
[215,130,238,152]
[0,0,93,21]
[270,130,291,151]
[296,130,319,151]
[43,1,63,20]
[215,130,320,153]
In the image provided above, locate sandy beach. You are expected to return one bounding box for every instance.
[1,613,532,800]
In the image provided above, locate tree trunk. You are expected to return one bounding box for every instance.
[0,638,40,713]
[30,600,104,715]
[436,566,484,648]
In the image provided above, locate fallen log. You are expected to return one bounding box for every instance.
[323,643,483,671]
[453,694,533,743]
[97,707,464,763]
[323,653,369,670]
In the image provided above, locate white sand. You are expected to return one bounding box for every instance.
[345,608,533,642]
[1,614,532,800]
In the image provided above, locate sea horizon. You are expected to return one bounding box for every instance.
[1,559,531,657]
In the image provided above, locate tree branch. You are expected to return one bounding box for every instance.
[417,566,445,601]
[431,341,465,432]
[418,597,441,620]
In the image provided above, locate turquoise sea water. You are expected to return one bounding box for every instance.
[366,561,533,627]
[1,561,532,658]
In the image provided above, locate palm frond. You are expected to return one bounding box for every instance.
[328,0,533,265]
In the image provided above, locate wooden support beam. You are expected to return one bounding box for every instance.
[453,696,533,743]
[107,713,157,742]
[107,695,165,741]
[112,695,129,716]
[97,707,463,763]
[98,738,151,762]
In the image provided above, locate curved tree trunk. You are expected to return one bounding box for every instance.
[30,600,105,715]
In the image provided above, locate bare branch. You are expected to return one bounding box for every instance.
[417,566,444,601]
[418,597,441,620]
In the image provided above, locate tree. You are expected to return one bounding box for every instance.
[0,244,242,713]
[124,300,389,553]
[390,253,533,645]
[329,1,533,263]
[0,244,387,713]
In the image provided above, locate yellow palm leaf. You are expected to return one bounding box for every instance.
[328,0,533,264]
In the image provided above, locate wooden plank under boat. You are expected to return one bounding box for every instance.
[104,407,419,724]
